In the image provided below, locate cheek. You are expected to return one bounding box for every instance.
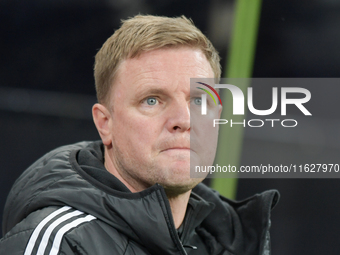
[192,109,219,160]
[112,112,162,152]
[195,108,219,135]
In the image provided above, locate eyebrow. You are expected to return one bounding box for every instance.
[134,87,169,99]
[190,87,206,96]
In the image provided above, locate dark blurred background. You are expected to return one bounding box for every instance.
[1,0,340,254]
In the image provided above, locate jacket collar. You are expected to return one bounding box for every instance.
[74,142,279,254]
[72,141,215,255]
[4,141,279,255]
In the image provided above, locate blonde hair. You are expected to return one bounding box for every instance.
[94,15,221,104]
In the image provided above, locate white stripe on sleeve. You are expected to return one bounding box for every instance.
[36,210,84,255]
[49,214,96,255]
[24,206,71,255]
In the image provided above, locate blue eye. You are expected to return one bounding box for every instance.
[146,97,157,105]
[193,97,202,105]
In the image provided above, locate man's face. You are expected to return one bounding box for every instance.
[105,47,221,195]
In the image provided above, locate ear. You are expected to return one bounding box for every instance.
[92,103,112,146]
[218,104,222,118]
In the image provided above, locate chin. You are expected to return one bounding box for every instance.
[159,177,204,198]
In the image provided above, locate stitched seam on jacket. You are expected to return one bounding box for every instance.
[1,228,35,242]
[5,162,44,231]
[24,174,76,217]
[21,150,74,218]
[66,226,126,254]
[8,148,71,219]
[123,239,130,254]
[156,188,186,255]
[64,235,88,255]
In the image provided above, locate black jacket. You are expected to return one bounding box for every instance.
[0,141,279,255]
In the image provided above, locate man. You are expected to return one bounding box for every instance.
[0,15,279,255]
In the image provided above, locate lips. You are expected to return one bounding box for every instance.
[158,136,190,153]
[161,147,190,152]
[163,147,190,151]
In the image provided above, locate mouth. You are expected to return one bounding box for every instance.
[161,147,191,152]
[159,147,191,161]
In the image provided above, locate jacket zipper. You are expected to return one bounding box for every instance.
[157,184,188,255]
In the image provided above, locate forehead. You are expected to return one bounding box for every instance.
[111,47,214,98]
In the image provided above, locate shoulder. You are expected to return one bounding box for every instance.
[192,183,280,255]
[193,183,280,213]
[2,141,101,234]
[1,206,129,255]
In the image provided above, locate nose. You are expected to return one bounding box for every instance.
[166,98,190,132]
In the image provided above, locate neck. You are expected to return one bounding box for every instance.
[104,146,191,228]
[168,190,191,229]
[104,146,141,192]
